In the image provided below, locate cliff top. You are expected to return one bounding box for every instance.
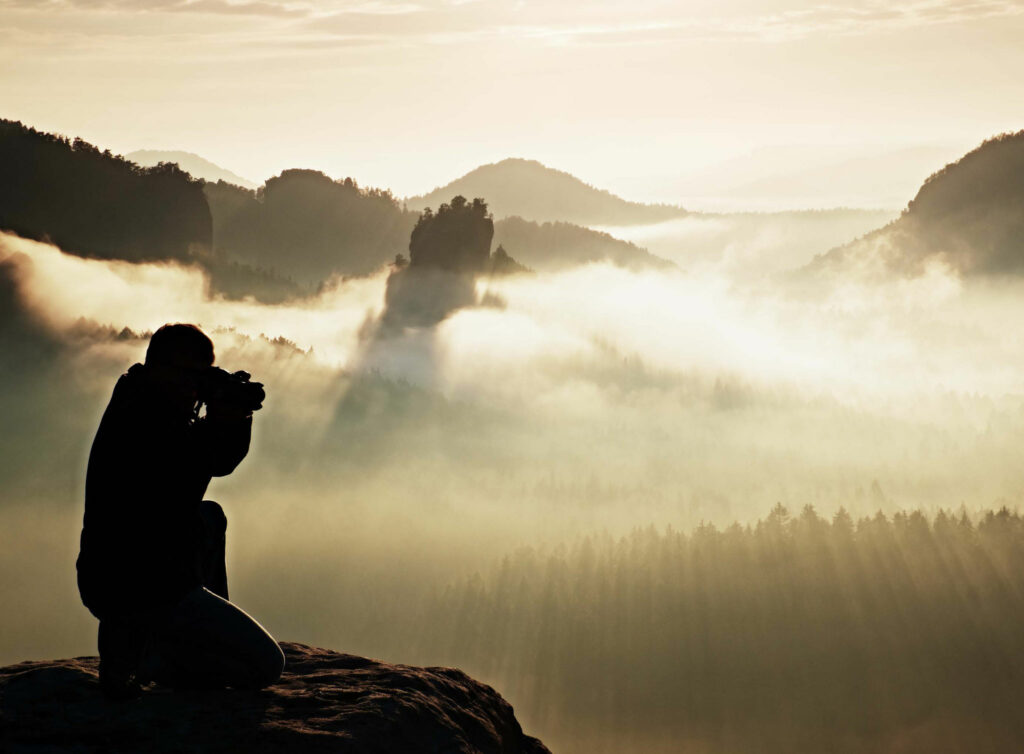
[0,641,550,754]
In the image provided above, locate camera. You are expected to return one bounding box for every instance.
[197,367,265,414]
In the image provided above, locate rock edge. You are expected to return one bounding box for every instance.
[0,641,551,754]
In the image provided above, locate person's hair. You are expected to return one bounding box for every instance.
[145,323,215,367]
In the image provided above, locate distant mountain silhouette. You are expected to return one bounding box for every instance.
[0,120,670,297]
[205,171,418,287]
[127,150,258,189]
[806,131,1024,277]
[489,244,531,275]
[670,144,960,212]
[209,175,668,283]
[407,158,686,226]
[0,120,210,264]
[0,121,303,303]
[494,216,673,272]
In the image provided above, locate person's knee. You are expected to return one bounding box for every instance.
[251,640,285,688]
[199,500,228,535]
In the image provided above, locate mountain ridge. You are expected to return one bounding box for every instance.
[127,149,258,189]
[0,120,667,302]
[407,157,686,226]
[805,130,1024,278]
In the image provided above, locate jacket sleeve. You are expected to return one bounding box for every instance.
[192,414,253,477]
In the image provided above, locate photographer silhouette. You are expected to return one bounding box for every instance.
[76,323,284,699]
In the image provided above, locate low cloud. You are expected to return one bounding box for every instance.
[0,0,435,16]
[496,1,1024,47]
[0,0,311,17]
[7,226,1024,671]
[8,0,1022,46]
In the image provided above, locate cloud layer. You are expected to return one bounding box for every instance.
[5,0,1023,43]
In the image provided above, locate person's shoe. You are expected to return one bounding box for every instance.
[99,661,143,701]
[98,617,151,700]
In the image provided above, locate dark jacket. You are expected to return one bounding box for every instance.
[76,364,251,619]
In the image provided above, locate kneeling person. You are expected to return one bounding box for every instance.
[76,323,284,698]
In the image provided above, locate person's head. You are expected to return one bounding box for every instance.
[144,324,214,416]
[146,323,214,370]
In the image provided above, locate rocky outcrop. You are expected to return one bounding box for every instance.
[375,196,499,333]
[409,196,494,274]
[0,642,551,754]
[379,265,480,330]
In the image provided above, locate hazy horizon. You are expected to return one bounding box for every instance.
[4,0,1021,207]
[1,131,979,212]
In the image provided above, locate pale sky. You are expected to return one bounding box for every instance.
[2,0,1022,205]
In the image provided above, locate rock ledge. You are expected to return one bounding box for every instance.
[0,641,551,754]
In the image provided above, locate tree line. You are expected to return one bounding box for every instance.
[0,119,210,264]
[2,120,651,304]
[407,505,1024,753]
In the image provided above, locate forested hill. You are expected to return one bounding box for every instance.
[494,216,673,272]
[417,506,1024,754]
[208,176,671,284]
[407,158,686,226]
[127,150,257,189]
[0,120,671,299]
[806,131,1024,277]
[0,119,211,264]
[205,171,418,286]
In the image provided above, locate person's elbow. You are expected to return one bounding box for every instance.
[208,452,247,477]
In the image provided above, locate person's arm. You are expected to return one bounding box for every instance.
[192,407,253,477]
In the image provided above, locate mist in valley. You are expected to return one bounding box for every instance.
[4,175,1024,749]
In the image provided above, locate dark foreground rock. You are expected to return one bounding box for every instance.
[0,642,551,754]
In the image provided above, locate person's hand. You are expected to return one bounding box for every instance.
[205,401,256,421]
